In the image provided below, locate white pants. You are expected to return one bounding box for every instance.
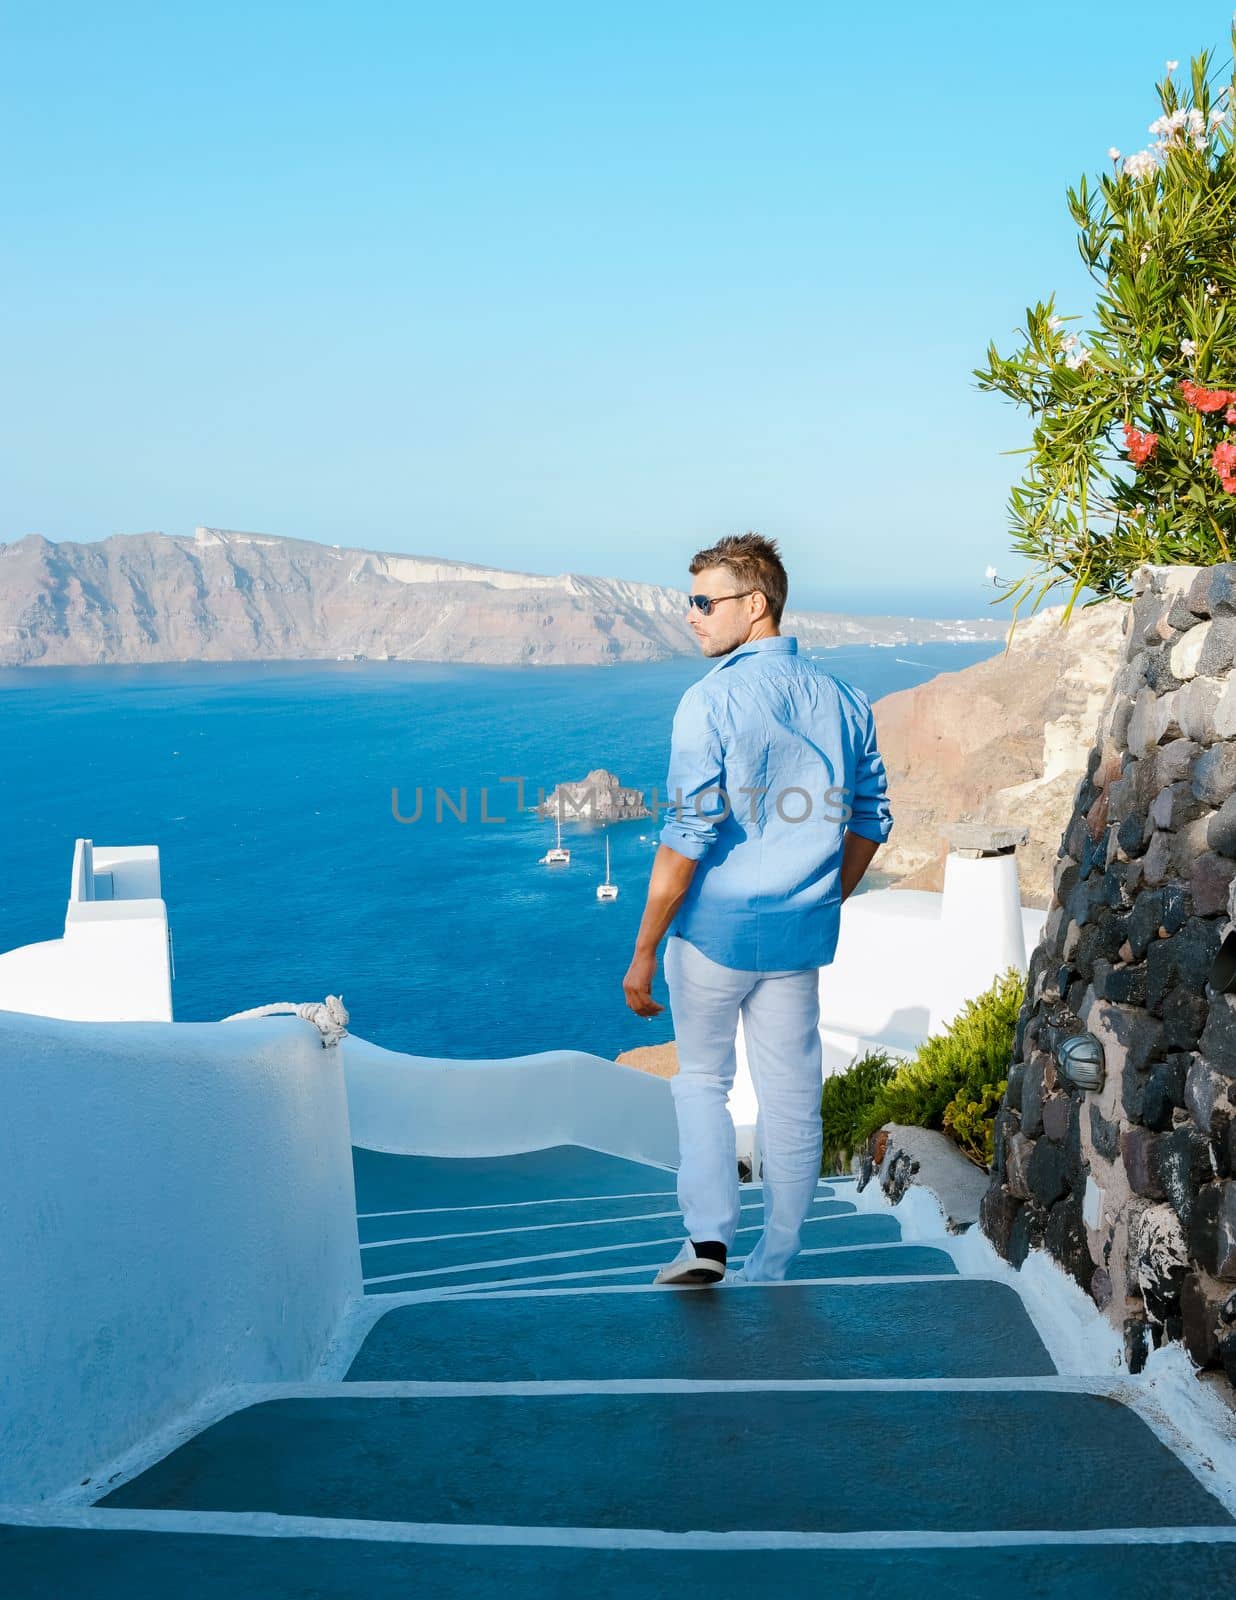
[663,933,823,1282]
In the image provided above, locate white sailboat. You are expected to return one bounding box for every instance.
[596,834,618,900]
[539,801,570,865]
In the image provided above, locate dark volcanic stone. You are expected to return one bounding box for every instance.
[1161,883,1192,933]
[1078,827,1110,881]
[1156,1127,1213,1230]
[1122,1126,1165,1197]
[1198,615,1236,675]
[1041,1092,1072,1143]
[1181,1272,1223,1366]
[1045,1195,1095,1294]
[1162,986,1208,1053]
[1147,918,1225,1012]
[1209,793,1236,859]
[1089,1101,1121,1161]
[1167,594,1201,632]
[979,1182,1021,1258]
[1186,562,1236,617]
[991,1104,1021,1179]
[1143,645,1183,693]
[1008,1200,1048,1268]
[1020,1055,1047,1139]
[1117,811,1147,857]
[1093,959,1147,1007]
[1126,890,1165,959]
[1189,1181,1236,1279]
[1192,852,1236,918]
[1141,1058,1186,1132]
[1068,873,1110,928]
[1028,1136,1070,1207]
[1124,1316,1153,1374]
[1199,996,1236,1071]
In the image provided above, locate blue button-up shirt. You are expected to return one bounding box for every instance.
[659,635,893,971]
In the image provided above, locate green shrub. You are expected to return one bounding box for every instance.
[819,1048,901,1175]
[852,968,1024,1170]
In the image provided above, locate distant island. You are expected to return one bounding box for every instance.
[535,770,652,823]
[0,526,1008,667]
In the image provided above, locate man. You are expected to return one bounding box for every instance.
[622,533,893,1286]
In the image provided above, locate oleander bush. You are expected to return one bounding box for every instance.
[820,1047,901,1175]
[976,30,1236,630]
[846,967,1025,1171]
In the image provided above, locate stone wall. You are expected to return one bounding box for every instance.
[979,563,1236,1393]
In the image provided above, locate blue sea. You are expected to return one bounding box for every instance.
[0,643,1000,1061]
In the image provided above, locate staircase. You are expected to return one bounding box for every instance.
[3,1144,1234,1596]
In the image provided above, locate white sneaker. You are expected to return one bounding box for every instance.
[653,1241,727,1286]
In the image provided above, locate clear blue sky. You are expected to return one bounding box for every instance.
[1,2,1230,615]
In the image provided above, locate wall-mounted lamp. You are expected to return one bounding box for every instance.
[1056,1031,1105,1092]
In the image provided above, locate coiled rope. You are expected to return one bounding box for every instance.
[219,994,350,1048]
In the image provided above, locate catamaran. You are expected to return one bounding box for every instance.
[539,802,570,865]
[596,833,618,900]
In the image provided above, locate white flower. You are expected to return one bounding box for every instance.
[1048,313,1063,330]
[1139,241,1153,263]
[1065,347,1091,370]
[1166,59,1179,72]
[1123,150,1159,181]
[1206,279,1220,299]
[1061,332,1079,352]
[985,565,998,582]
[1210,108,1227,127]
[1181,338,1197,357]
[1108,146,1121,160]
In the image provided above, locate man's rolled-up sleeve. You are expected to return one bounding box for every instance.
[658,688,726,861]
[846,693,893,844]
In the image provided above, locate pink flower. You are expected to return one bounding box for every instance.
[1211,440,1236,491]
[1181,380,1232,413]
[1123,423,1158,466]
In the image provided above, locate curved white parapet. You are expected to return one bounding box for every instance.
[342,1034,679,1168]
[0,1009,360,1504]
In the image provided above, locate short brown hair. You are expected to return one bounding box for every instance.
[689,532,788,626]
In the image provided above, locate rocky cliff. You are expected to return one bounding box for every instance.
[875,599,1128,908]
[0,526,1004,667]
[537,770,652,822]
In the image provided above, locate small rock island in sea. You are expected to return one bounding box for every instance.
[533,769,652,822]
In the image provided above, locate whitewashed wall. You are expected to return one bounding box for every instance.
[0,841,173,1022]
[343,1036,679,1168]
[817,884,1047,1074]
[0,1010,360,1504]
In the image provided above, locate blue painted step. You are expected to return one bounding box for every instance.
[357,1188,842,1243]
[360,1201,857,1278]
[456,1242,959,1291]
[98,1390,1231,1531]
[359,1216,892,1292]
[353,1146,681,1212]
[5,1525,1236,1600]
[347,1279,1054,1380]
[4,1525,1236,1600]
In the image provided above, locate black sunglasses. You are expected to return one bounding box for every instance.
[687,590,755,616]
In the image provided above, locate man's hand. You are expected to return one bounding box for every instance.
[622,950,664,1017]
[622,844,699,1018]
